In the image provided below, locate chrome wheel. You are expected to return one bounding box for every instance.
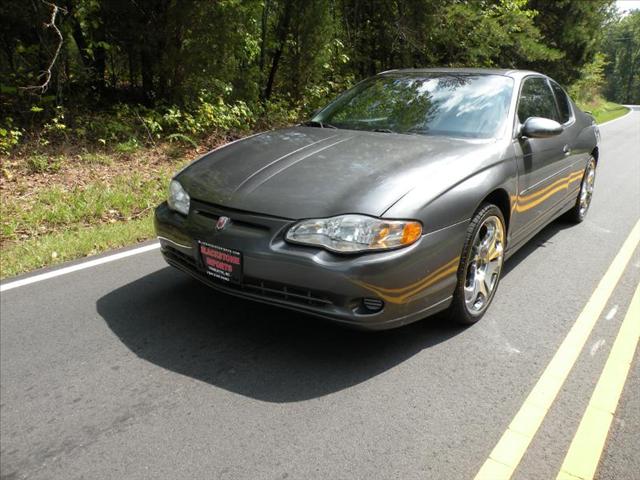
[579,159,596,217]
[464,215,505,314]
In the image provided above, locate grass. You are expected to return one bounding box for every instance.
[0,215,155,278]
[1,171,172,241]
[78,151,113,165]
[577,98,630,124]
[1,144,193,279]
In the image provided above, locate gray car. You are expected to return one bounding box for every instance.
[154,68,599,329]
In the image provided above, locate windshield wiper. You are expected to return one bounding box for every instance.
[372,128,395,133]
[406,127,430,135]
[302,120,338,129]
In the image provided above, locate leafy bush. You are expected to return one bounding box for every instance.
[155,93,257,137]
[569,53,608,105]
[115,138,141,154]
[166,133,198,148]
[25,154,49,173]
[25,154,63,173]
[3,91,313,155]
[0,118,23,155]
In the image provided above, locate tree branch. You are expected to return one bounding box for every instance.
[23,1,67,92]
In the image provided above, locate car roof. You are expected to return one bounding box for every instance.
[378,67,544,80]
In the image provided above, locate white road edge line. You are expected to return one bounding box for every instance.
[0,243,160,293]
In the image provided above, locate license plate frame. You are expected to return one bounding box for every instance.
[198,241,243,284]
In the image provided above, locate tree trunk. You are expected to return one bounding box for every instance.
[259,0,270,75]
[140,48,154,103]
[67,7,105,95]
[263,0,293,101]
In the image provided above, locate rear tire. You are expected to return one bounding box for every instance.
[449,204,506,325]
[567,157,596,223]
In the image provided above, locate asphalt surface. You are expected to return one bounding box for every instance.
[1,108,639,480]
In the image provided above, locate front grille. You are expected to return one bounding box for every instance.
[163,245,197,269]
[242,279,332,306]
[194,209,270,232]
[162,246,332,308]
[191,199,278,233]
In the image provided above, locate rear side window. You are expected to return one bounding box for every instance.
[517,77,559,123]
[551,82,572,124]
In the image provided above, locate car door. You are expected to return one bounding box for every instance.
[549,80,585,198]
[511,76,575,237]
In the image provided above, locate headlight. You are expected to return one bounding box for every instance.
[167,180,190,215]
[285,214,422,253]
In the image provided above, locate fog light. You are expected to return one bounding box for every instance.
[362,297,384,313]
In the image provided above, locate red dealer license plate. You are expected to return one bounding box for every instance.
[199,241,243,284]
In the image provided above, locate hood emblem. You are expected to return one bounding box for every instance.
[216,216,230,230]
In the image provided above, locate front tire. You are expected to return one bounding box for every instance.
[450,204,506,325]
[567,157,596,223]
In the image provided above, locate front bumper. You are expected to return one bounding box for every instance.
[154,200,468,329]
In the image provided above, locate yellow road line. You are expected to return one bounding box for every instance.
[474,219,640,480]
[556,282,640,480]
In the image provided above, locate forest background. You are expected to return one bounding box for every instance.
[1,0,637,277]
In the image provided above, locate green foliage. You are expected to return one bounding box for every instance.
[581,101,629,124]
[25,154,63,173]
[569,53,608,104]
[426,0,563,68]
[158,95,256,137]
[166,133,198,148]
[0,0,616,156]
[602,11,640,104]
[40,107,68,144]
[0,119,22,155]
[25,154,49,173]
[115,138,141,154]
[527,0,616,84]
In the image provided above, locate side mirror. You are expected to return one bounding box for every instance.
[521,117,563,139]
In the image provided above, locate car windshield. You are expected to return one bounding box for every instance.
[311,74,514,139]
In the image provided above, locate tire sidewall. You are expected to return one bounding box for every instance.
[451,204,506,325]
[577,158,596,221]
[570,156,597,223]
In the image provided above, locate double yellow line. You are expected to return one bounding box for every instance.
[557,283,640,479]
[475,219,640,480]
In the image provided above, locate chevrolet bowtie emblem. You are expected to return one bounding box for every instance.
[216,216,230,230]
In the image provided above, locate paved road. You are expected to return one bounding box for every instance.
[1,109,639,480]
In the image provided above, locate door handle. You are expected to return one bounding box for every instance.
[563,145,571,156]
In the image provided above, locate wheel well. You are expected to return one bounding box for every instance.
[482,189,511,233]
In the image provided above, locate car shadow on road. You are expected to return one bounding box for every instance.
[96,217,573,403]
[96,268,465,403]
[502,217,576,277]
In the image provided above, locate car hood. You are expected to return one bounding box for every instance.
[177,126,502,219]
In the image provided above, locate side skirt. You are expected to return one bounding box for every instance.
[504,191,578,261]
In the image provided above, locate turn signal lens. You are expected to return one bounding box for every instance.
[402,222,422,245]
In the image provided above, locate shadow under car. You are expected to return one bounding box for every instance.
[96,216,573,403]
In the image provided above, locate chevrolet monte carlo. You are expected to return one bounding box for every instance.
[155,68,600,329]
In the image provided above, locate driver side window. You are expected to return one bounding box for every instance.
[518,77,559,123]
